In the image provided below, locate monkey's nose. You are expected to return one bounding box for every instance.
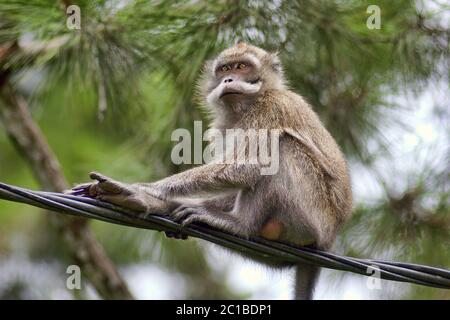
[223,77,233,83]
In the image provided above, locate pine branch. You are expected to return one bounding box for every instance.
[0,73,133,299]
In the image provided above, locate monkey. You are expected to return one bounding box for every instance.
[70,42,353,300]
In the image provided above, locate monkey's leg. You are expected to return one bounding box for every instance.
[198,193,237,212]
[165,193,238,240]
[172,186,270,238]
[173,187,294,269]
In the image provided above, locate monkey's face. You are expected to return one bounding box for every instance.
[203,43,285,112]
[207,57,263,108]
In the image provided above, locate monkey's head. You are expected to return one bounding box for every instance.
[200,42,285,114]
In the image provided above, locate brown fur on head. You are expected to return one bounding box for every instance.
[198,42,286,117]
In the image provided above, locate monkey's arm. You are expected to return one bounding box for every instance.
[69,163,257,214]
[283,128,336,179]
[137,163,261,200]
[69,173,179,214]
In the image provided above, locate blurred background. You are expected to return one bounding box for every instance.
[0,0,448,299]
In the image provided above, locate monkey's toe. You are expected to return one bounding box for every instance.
[180,214,203,227]
[172,207,197,223]
[164,231,188,240]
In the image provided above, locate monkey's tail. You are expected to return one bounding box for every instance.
[294,262,321,300]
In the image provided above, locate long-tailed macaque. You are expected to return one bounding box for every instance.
[70,42,352,300]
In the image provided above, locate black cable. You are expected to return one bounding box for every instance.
[0,182,449,289]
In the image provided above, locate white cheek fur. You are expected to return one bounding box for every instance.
[238,80,262,94]
[206,81,262,107]
[206,85,223,106]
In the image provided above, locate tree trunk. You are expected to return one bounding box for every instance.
[0,76,133,299]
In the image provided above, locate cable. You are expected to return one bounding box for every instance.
[0,182,449,289]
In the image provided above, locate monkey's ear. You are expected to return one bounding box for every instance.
[201,58,216,76]
[203,59,214,70]
[235,38,248,49]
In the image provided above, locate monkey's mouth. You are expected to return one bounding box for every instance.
[248,77,261,84]
[220,91,242,98]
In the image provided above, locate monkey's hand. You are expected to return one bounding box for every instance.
[67,172,168,214]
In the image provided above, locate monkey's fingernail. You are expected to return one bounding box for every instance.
[89,172,107,182]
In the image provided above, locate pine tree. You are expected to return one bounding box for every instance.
[0,0,448,299]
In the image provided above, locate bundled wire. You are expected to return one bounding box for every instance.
[0,181,449,289]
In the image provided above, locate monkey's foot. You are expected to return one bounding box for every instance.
[171,205,203,223]
[171,205,223,229]
[164,204,208,240]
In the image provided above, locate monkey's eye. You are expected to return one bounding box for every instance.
[221,65,231,72]
[237,63,247,69]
